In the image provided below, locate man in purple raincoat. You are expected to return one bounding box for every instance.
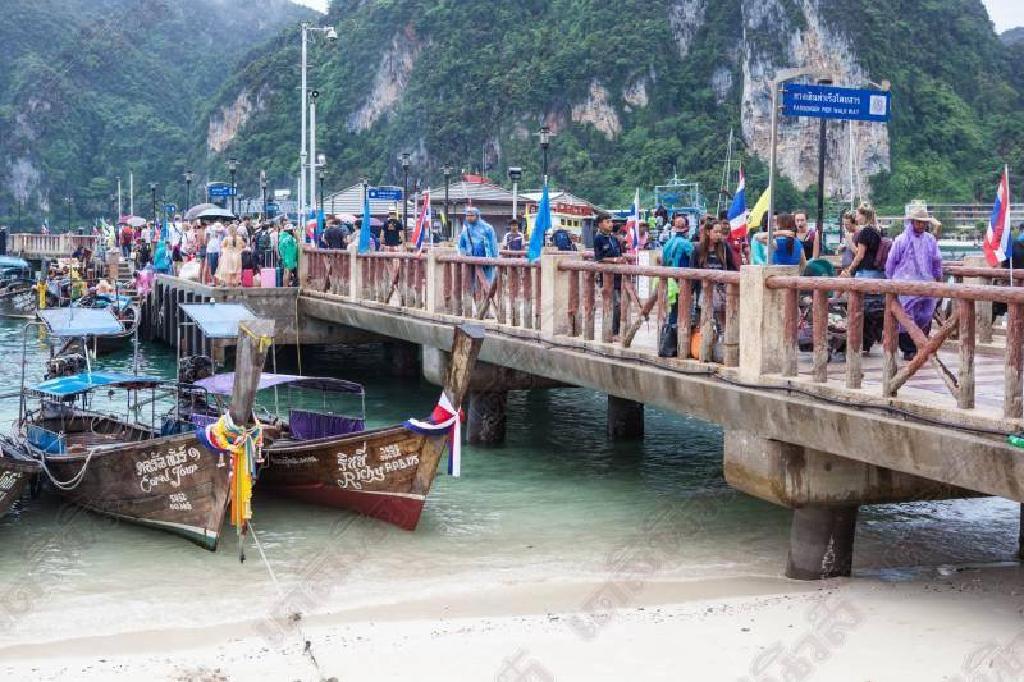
[885,202,944,359]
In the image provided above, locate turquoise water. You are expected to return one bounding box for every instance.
[0,321,1018,644]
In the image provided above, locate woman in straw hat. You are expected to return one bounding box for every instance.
[884,201,944,360]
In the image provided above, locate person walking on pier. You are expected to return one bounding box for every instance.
[502,218,524,252]
[457,207,498,284]
[885,202,943,360]
[321,217,347,250]
[217,223,245,287]
[278,224,299,287]
[593,212,623,337]
[382,209,404,251]
[205,222,224,285]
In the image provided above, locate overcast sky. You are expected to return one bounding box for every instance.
[292,0,1023,32]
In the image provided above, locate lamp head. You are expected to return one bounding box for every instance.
[325,26,338,41]
[507,166,523,181]
[149,183,157,191]
[185,170,194,182]
[400,152,411,169]
[227,158,238,172]
[537,125,553,147]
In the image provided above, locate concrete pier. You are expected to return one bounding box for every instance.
[786,506,859,580]
[387,341,421,378]
[467,391,508,446]
[607,395,644,439]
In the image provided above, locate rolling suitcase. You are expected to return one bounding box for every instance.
[260,267,277,288]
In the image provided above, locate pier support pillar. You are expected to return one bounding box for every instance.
[467,391,507,446]
[387,341,421,378]
[786,506,859,581]
[1018,505,1024,561]
[607,395,644,439]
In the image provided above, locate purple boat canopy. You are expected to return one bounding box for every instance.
[193,373,364,396]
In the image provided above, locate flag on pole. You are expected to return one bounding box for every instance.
[983,166,1012,267]
[411,190,431,252]
[748,184,772,233]
[625,188,640,253]
[527,183,552,262]
[727,168,748,239]
[358,186,373,253]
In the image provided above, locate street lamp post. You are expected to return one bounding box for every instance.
[109,193,117,223]
[16,200,22,233]
[299,22,338,223]
[260,170,268,219]
[400,152,411,234]
[64,194,73,232]
[184,170,194,214]
[318,167,326,220]
[442,164,452,241]
[149,183,157,225]
[227,159,238,216]
[116,175,122,219]
[537,126,554,184]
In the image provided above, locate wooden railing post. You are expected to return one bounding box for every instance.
[698,283,714,362]
[425,249,450,314]
[882,293,898,397]
[600,274,615,343]
[963,255,994,343]
[677,278,692,360]
[812,289,828,383]
[958,298,975,409]
[1006,302,1023,418]
[738,265,799,381]
[845,291,864,389]
[723,282,740,367]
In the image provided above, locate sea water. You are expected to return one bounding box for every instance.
[0,319,1017,646]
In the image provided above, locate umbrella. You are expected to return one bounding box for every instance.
[184,203,218,221]
[370,218,383,227]
[125,216,146,227]
[336,213,357,223]
[196,207,235,221]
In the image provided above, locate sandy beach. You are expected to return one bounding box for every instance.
[2,564,1022,682]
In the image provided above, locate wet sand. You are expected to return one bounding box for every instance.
[2,565,1022,681]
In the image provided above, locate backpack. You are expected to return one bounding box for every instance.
[256,230,271,252]
[552,229,573,251]
[874,236,893,271]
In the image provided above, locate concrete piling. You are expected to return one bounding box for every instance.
[785,505,859,580]
[467,391,507,445]
[607,395,644,439]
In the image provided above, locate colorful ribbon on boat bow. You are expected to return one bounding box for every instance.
[197,413,263,528]
[403,392,463,477]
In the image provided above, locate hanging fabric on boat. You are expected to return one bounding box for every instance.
[197,413,263,528]
[404,392,463,477]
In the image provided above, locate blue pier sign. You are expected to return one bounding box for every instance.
[367,186,403,201]
[207,182,237,198]
[782,83,892,123]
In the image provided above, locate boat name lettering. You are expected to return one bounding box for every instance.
[0,471,20,492]
[336,454,419,490]
[378,444,403,461]
[168,492,193,511]
[272,455,318,466]
[137,446,203,493]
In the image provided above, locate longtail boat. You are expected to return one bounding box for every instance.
[0,439,38,519]
[0,256,40,319]
[191,324,484,530]
[6,318,275,549]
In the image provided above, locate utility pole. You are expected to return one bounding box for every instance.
[443,164,452,241]
[400,152,411,236]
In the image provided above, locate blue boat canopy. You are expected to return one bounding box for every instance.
[29,371,165,397]
[0,256,30,269]
[38,308,124,337]
[180,303,256,339]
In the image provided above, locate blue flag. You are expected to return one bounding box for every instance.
[358,188,373,254]
[527,183,551,262]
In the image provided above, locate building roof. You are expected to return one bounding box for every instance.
[422,181,517,204]
[323,184,413,216]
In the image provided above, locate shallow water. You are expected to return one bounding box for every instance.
[0,322,1018,644]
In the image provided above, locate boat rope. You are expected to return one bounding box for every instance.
[248,520,324,679]
[37,446,95,491]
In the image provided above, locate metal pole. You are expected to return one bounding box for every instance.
[512,180,518,223]
[117,176,122,219]
[444,172,450,241]
[815,79,831,258]
[309,96,317,231]
[767,80,779,263]
[849,122,857,211]
[299,24,308,222]
[543,146,549,183]
[230,169,236,216]
[129,172,134,217]
[403,165,409,234]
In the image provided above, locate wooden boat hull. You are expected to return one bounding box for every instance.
[259,426,448,530]
[40,432,230,549]
[0,284,37,319]
[0,456,38,519]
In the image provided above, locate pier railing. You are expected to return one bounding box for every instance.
[12,233,98,257]
[299,247,1024,426]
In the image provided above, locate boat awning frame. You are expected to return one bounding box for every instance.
[38,307,124,337]
[28,371,166,397]
[193,373,365,396]
[179,303,257,339]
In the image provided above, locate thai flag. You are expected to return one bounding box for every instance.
[404,392,463,476]
[625,187,640,252]
[984,167,1012,267]
[728,168,748,239]
[411,191,431,252]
